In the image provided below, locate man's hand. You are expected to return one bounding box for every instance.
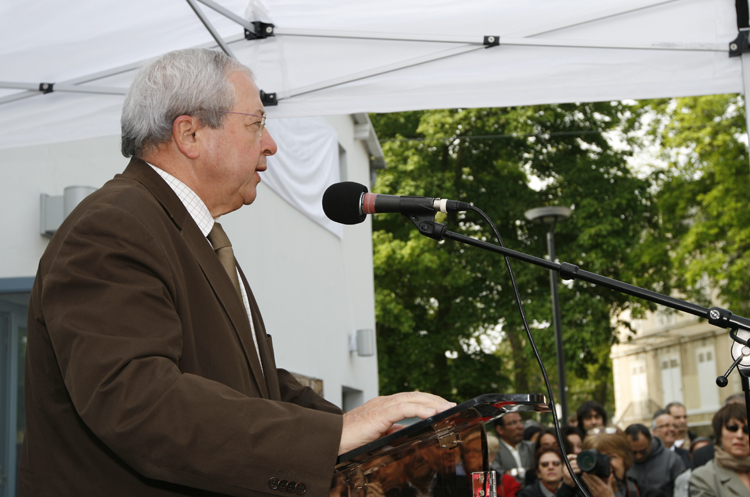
[338,392,456,455]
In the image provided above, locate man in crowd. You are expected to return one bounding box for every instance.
[652,410,690,468]
[626,423,686,496]
[18,48,452,496]
[576,401,607,435]
[666,401,695,450]
[491,412,535,482]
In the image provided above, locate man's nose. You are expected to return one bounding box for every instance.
[262,128,278,156]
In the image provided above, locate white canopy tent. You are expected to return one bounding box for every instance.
[4,0,748,231]
[1,0,748,149]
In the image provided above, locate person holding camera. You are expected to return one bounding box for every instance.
[557,428,641,497]
[518,447,565,497]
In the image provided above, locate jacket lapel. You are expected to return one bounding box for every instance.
[716,463,750,497]
[122,159,269,399]
[499,442,515,468]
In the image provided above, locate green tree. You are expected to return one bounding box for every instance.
[370,104,657,409]
[637,94,750,315]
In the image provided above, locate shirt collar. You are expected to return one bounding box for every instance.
[147,164,214,237]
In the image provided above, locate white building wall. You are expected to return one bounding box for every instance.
[0,114,379,410]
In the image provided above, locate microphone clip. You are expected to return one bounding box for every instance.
[406,213,447,241]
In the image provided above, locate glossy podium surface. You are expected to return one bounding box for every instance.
[331,394,549,497]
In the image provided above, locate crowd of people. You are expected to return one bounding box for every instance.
[352,397,749,497]
[487,398,749,497]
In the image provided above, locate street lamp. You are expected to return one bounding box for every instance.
[524,206,572,422]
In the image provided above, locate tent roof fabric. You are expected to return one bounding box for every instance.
[0,0,744,149]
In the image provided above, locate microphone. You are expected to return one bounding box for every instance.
[322,181,471,225]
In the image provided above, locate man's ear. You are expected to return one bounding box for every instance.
[173,115,201,159]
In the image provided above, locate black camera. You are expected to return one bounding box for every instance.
[577,449,610,480]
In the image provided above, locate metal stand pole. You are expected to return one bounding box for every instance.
[547,228,568,423]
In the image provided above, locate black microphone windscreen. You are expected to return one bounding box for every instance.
[322,182,368,225]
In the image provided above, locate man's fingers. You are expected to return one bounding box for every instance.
[338,392,456,455]
[385,424,406,436]
[363,391,454,412]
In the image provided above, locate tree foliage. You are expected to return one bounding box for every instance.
[370,104,657,408]
[636,95,750,315]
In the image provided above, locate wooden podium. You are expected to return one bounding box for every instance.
[332,394,549,497]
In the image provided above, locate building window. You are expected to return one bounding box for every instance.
[0,278,32,497]
[696,344,720,409]
[660,353,683,404]
[631,358,648,402]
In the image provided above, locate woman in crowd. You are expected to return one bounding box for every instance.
[536,428,560,452]
[558,428,639,497]
[561,426,583,456]
[690,437,711,460]
[690,403,750,497]
[526,424,544,444]
[519,447,565,497]
[524,428,564,487]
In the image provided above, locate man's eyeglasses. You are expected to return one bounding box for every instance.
[726,423,750,435]
[655,424,676,431]
[540,461,561,468]
[220,110,266,136]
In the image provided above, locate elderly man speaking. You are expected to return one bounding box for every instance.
[18,48,452,497]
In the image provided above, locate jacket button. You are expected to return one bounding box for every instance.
[295,483,307,495]
[286,481,297,493]
[279,480,288,491]
[269,478,280,490]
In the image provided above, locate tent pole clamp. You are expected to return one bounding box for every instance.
[260,90,278,106]
[245,22,275,40]
[484,36,500,48]
[729,28,750,57]
[39,83,54,94]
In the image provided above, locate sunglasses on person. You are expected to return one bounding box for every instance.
[540,461,561,467]
[726,423,750,434]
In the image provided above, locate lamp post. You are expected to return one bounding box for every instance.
[524,206,572,422]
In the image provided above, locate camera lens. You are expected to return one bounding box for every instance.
[577,451,596,472]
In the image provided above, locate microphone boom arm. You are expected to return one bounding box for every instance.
[406,214,750,343]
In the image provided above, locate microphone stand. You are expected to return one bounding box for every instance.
[407,211,750,415]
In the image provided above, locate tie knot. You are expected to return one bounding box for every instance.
[208,222,232,251]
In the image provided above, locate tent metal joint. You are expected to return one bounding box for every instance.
[730,29,750,57]
[260,90,278,106]
[245,22,275,40]
[38,83,54,94]
[483,36,500,48]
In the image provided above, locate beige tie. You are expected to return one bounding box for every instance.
[207,222,242,299]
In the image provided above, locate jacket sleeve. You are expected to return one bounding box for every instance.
[670,453,686,482]
[42,205,343,497]
[555,483,578,497]
[277,368,343,414]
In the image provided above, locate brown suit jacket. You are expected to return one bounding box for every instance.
[19,159,344,496]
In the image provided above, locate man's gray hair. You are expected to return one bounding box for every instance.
[665,401,685,413]
[651,409,669,430]
[121,48,253,158]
